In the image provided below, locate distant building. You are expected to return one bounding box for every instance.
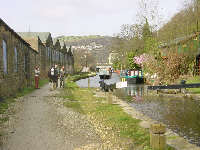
[108,53,118,65]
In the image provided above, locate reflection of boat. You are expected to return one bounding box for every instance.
[125,84,144,101]
[120,70,144,84]
[125,85,144,97]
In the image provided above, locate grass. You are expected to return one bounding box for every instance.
[60,75,175,150]
[185,76,200,94]
[63,100,84,114]
[0,98,16,114]
[67,72,96,82]
[16,79,49,97]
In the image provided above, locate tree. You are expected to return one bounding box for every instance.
[127,52,140,70]
[142,18,152,40]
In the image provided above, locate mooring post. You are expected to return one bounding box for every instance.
[150,123,166,150]
[88,78,90,88]
[107,91,113,104]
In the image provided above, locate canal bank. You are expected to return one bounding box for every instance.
[74,73,200,149]
[116,84,200,149]
[112,91,200,150]
[61,75,176,149]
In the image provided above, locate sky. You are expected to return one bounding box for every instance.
[0,0,187,37]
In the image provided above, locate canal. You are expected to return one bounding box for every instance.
[76,73,200,146]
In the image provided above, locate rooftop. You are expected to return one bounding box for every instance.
[17,32,51,43]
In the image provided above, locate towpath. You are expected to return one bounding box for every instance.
[0,84,101,150]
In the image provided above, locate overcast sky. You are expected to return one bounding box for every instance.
[0,0,186,37]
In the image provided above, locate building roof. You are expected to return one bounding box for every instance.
[23,37,39,52]
[59,40,66,47]
[53,38,57,45]
[17,32,51,43]
[53,37,66,47]
[0,18,30,47]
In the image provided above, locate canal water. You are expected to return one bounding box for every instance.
[76,73,200,146]
[76,72,120,88]
[116,87,200,146]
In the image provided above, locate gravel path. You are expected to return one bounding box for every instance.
[0,84,102,150]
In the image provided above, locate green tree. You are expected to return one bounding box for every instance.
[112,58,121,70]
[127,51,140,70]
[142,18,152,40]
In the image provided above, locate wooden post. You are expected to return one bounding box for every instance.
[150,123,166,150]
[107,91,113,104]
[88,78,90,88]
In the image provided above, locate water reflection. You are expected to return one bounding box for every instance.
[116,86,200,146]
[125,84,144,96]
[120,84,144,101]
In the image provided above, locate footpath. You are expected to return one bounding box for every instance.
[1,80,200,150]
[0,84,102,150]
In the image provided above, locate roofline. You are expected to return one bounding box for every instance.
[0,18,31,47]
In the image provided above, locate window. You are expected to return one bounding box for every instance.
[3,40,7,74]
[14,47,18,72]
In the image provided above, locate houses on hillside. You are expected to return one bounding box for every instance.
[0,18,74,98]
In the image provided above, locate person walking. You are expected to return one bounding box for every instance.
[48,66,54,90]
[34,66,40,89]
[60,66,65,88]
[53,64,59,89]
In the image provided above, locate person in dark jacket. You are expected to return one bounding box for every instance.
[54,64,59,88]
[60,66,65,88]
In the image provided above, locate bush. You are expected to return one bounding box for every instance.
[141,52,194,84]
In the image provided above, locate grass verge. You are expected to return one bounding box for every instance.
[185,76,200,94]
[16,79,49,97]
[68,72,96,82]
[60,75,175,150]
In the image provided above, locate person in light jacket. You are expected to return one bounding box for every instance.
[34,66,40,89]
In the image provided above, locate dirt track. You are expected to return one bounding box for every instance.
[0,84,102,150]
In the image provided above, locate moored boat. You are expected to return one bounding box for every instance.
[120,70,144,84]
[99,68,112,79]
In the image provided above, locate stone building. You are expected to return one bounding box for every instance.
[53,39,61,65]
[67,46,74,74]
[0,19,37,97]
[17,32,51,78]
[61,43,68,69]
[0,18,74,98]
[53,39,74,74]
[45,33,54,68]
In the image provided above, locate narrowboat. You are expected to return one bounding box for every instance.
[99,68,112,79]
[120,70,144,84]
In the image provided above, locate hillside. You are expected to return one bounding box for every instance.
[54,35,113,47]
[54,35,114,68]
[158,0,200,42]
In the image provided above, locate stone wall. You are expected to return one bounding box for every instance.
[0,21,36,97]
